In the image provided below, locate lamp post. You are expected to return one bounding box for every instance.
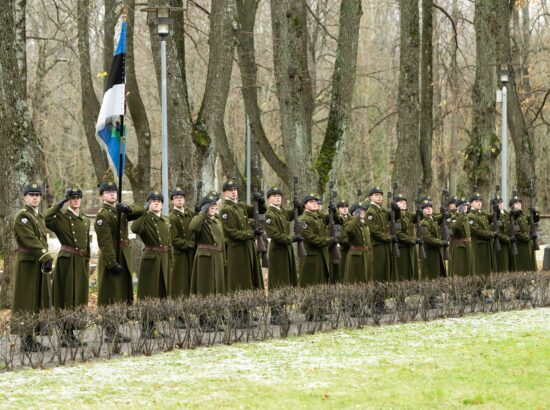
[140,5,183,215]
[499,63,509,207]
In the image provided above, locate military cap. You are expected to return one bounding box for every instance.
[448,196,459,205]
[266,186,283,198]
[420,199,433,209]
[418,195,432,203]
[208,190,221,201]
[509,195,521,208]
[199,194,218,208]
[23,183,42,195]
[147,190,164,203]
[367,186,384,197]
[222,179,238,191]
[393,193,407,202]
[336,199,349,208]
[170,187,186,199]
[350,202,368,214]
[456,197,469,207]
[66,186,83,198]
[302,193,319,205]
[469,192,483,202]
[99,181,118,194]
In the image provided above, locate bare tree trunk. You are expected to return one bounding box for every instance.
[0,2,46,307]
[14,0,27,98]
[271,0,315,196]
[495,0,536,198]
[315,0,362,193]
[235,0,289,183]
[419,0,433,192]
[393,0,421,201]
[194,0,241,192]
[464,0,498,201]
[447,0,460,195]
[77,0,109,182]
[103,0,116,91]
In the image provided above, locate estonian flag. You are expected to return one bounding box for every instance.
[95,21,127,178]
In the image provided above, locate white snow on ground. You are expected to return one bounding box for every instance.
[1,308,549,406]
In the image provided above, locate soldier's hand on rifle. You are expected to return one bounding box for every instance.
[57,191,71,207]
[442,240,449,247]
[328,237,339,247]
[510,236,517,243]
[352,208,361,217]
[253,191,265,204]
[109,264,124,275]
[292,234,304,243]
[200,203,211,214]
[416,238,424,245]
[253,227,264,236]
[328,203,336,213]
[511,209,520,218]
[440,208,450,219]
[390,201,399,211]
[530,233,538,240]
[116,203,131,214]
[392,235,399,243]
[292,200,301,210]
[42,259,53,273]
[416,208,423,219]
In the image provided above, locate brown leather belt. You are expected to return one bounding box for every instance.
[115,240,130,248]
[60,245,89,257]
[17,247,32,253]
[351,245,370,251]
[144,245,170,252]
[197,243,223,252]
[453,238,471,243]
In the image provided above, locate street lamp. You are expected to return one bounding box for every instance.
[140,5,183,215]
[499,63,510,208]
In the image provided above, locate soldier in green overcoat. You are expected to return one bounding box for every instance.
[298,193,333,286]
[12,183,53,352]
[190,194,226,296]
[509,196,533,271]
[468,193,495,275]
[419,200,447,280]
[45,186,90,347]
[168,187,195,299]
[448,198,475,276]
[220,179,265,292]
[336,200,351,283]
[394,194,419,281]
[492,196,513,273]
[343,203,372,284]
[95,181,144,342]
[365,187,394,282]
[264,187,299,289]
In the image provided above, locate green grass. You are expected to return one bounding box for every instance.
[1,308,550,409]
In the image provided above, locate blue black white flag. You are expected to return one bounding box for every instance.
[95,21,127,178]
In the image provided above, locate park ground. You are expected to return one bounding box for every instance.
[0,307,549,409]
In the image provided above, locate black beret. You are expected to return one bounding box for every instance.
[66,186,83,198]
[170,187,186,199]
[336,200,349,208]
[350,202,368,214]
[420,199,433,209]
[222,179,238,191]
[367,186,384,197]
[147,191,164,203]
[509,196,521,208]
[23,183,42,195]
[448,196,459,205]
[302,193,319,205]
[469,192,483,202]
[99,181,118,194]
[393,193,407,202]
[266,186,283,198]
[199,194,218,208]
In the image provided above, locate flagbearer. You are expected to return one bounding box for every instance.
[45,186,91,347]
[131,191,172,339]
[12,183,53,352]
[95,181,144,343]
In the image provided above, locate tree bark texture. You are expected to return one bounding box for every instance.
[393,0,421,202]
[314,0,362,193]
[0,2,46,307]
[419,0,433,192]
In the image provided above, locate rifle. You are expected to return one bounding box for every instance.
[389,182,400,258]
[195,181,203,212]
[356,187,362,203]
[509,189,518,256]
[292,177,307,257]
[415,186,427,259]
[328,181,341,264]
[491,185,502,252]
[252,164,268,267]
[440,189,451,260]
[528,179,540,251]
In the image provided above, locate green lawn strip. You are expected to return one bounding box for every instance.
[1,308,549,409]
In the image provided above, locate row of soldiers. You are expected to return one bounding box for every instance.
[12,180,541,351]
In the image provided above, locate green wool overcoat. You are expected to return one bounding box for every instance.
[420,216,446,280]
[365,203,393,282]
[395,211,418,281]
[298,210,330,286]
[169,207,195,298]
[511,210,533,271]
[45,204,90,309]
[264,205,298,289]
[448,211,475,277]
[468,209,495,275]
[343,217,373,284]
[95,203,145,305]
